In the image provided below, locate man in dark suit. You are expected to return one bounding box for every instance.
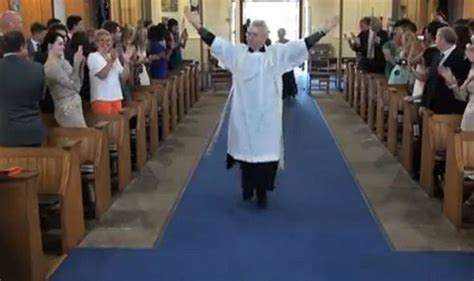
[421,26,471,114]
[0,11,23,58]
[0,31,45,147]
[26,22,47,59]
[366,17,389,74]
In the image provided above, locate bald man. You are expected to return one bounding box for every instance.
[0,11,23,58]
[185,7,338,208]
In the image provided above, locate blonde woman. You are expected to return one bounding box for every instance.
[387,30,416,85]
[133,26,151,86]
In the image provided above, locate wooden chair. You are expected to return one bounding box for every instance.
[86,110,132,192]
[0,143,85,254]
[359,73,369,121]
[367,74,385,131]
[401,100,421,173]
[375,79,389,141]
[0,171,45,281]
[420,110,462,196]
[386,85,409,155]
[444,130,474,227]
[47,124,111,219]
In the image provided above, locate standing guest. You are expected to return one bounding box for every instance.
[26,22,47,59]
[421,26,470,115]
[0,11,23,58]
[133,26,151,86]
[367,17,389,74]
[65,31,94,102]
[149,24,172,80]
[439,44,474,205]
[47,18,61,28]
[277,28,298,99]
[66,15,85,39]
[167,18,188,70]
[454,24,471,52]
[346,17,371,71]
[87,29,133,115]
[44,31,87,127]
[0,31,45,147]
[184,7,338,208]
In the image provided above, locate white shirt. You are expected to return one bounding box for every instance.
[210,38,308,164]
[30,38,40,52]
[87,52,124,102]
[439,44,456,66]
[367,29,375,59]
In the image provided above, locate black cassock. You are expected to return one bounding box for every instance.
[282,70,298,99]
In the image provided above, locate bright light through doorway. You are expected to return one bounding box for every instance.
[244,1,300,42]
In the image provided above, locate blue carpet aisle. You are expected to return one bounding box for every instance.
[51,94,474,281]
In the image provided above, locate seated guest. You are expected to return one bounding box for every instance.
[0,31,45,146]
[44,31,87,128]
[26,22,47,59]
[87,29,132,115]
[149,24,172,80]
[421,26,471,115]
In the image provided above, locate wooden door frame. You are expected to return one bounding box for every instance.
[239,0,304,39]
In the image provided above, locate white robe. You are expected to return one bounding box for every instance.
[210,37,308,164]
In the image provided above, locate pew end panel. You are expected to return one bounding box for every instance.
[0,146,85,254]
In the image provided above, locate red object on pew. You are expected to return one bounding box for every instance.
[0,166,23,177]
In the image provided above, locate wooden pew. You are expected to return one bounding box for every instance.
[193,61,201,102]
[444,130,474,227]
[386,85,409,155]
[359,73,369,121]
[346,63,355,105]
[420,110,462,196]
[125,100,147,171]
[0,171,45,281]
[152,78,175,136]
[132,87,159,154]
[352,69,362,111]
[173,70,185,122]
[85,110,132,192]
[367,74,385,131]
[47,125,111,219]
[375,79,389,141]
[0,143,85,254]
[401,100,421,173]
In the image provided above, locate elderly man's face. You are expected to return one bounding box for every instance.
[1,13,23,32]
[435,31,448,51]
[246,25,267,50]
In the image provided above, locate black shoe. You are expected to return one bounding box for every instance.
[242,189,254,201]
[267,185,276,191]
[256,197,267,209]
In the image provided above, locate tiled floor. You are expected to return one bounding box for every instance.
[316,92,474,251]
[79,88,474,252]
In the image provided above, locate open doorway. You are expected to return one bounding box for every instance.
[242,0,301,43]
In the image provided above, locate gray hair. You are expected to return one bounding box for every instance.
[437,26,458,45]
[250,20,269,34]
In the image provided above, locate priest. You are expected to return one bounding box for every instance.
[184,7,338,208]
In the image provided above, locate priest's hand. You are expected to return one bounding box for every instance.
[322,16,339,34]
[184,6,201,30]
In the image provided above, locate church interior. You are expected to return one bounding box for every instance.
[2,0,474,280]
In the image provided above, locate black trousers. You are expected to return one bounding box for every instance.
[282,70,298,99]
[227,154,278,200]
